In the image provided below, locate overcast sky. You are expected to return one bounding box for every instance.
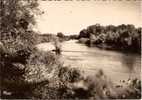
[35,0,141,34]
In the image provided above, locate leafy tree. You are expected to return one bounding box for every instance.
[0,0,41,98]
[78,24,141,53]
[57,32,64,38]
[79,29,89,38]
[0,0,41,54]
[0,0,40,32]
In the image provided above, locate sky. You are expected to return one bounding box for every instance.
[35,0,141,35]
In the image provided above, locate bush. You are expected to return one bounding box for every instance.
[24,50,59,82]
[114,78,141,99]
[58,67,82,83]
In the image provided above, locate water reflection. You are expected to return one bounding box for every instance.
[120,53,141,79]
[121,54,135,71]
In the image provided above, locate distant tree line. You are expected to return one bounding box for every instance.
[37,34,56,43]
[57,32,78,42]
[78,24,141,53]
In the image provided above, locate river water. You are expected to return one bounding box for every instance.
[37,40,141,84]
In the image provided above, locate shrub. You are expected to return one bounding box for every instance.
[24,50,59,82]
[58,67,82,83]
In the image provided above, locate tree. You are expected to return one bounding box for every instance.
[0,0,41,98]
[0,0,41,52]
[57,32,64,38]
[79,29,89,38]
[0,0,40,32]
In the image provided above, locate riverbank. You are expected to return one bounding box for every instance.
[78,37,141,54]
[1,37,141,99]
[78,24,141,54]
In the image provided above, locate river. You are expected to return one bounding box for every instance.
[37,40,141,84]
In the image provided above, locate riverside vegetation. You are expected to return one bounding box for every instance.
[78,24,141,53]
[0,0,141,99]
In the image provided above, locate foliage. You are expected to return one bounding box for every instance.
[0,42,58,99]
[0,0,141,99]
[69,34,79,40]
[1,41,141,99]
[32,68,141,99]
[58,67,82,83]
[0,0,40,56]
[56,33,79,42]
[24,50,59,82]
[31,66,83,99]
[79,24,141,53]
[0,0,40,33]
[37,34,56,43]
[57,32,64,38]
[0,0,41,98]
[0,0,40,55]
